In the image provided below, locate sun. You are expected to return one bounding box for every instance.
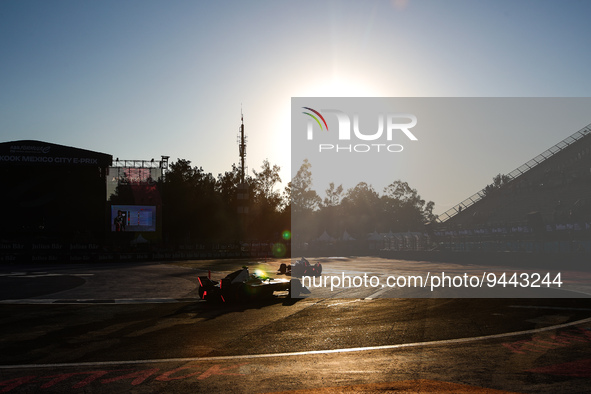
[265,74,384,193]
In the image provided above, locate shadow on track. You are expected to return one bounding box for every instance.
[0,276,85,300]
[170,294,304,321]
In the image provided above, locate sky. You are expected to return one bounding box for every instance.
[1,0,591,215]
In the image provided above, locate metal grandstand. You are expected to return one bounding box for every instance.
[436,122,591,223]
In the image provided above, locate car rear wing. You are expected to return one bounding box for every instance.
[197,276,216,289]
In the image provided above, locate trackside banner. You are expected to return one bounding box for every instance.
[290,97,591,298]
[0,140,112,167]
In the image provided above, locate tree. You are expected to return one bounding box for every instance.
[314,182,345,239]
[251,159,282,212]
[247,159,284,240]
[323,182,343,208]
[340,182,381,237]
[290,160,321,244]
[281,182,292,213]
[290,159,321,214]
[161,159,219,242]
[483,173,511,195]
[382,180,436,230]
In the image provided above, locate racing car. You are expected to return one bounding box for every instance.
[278,257,322,277]
[198,267,309,302]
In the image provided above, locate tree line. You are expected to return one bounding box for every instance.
[110,158,290,244]
[111,158,437,245]
[290,159,437,243]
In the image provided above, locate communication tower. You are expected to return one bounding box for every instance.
[237,111,249,215]
[237,111,247,183]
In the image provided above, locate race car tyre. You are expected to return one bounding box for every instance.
[289,279,301,298]
[279,263,287,274]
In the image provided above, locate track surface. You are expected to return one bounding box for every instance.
[0,258,590,393]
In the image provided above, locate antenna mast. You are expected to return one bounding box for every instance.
[238,108,247,183]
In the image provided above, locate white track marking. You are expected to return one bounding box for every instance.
[326,299,365,307]
[510,305,591,311]
[2,316,590,370]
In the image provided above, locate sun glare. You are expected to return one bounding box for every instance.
[300,75,382,97]
[267,75,384,186]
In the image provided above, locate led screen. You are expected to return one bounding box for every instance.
[111,205,156,232]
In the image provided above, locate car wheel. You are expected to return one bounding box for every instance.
[290,279,301,298]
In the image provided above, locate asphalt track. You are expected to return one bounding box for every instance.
[0,258,590,393]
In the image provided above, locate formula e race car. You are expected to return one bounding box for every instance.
[198,267,309,302]
[278,257,322,277]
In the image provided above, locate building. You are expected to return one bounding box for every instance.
[0,140,112,242]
